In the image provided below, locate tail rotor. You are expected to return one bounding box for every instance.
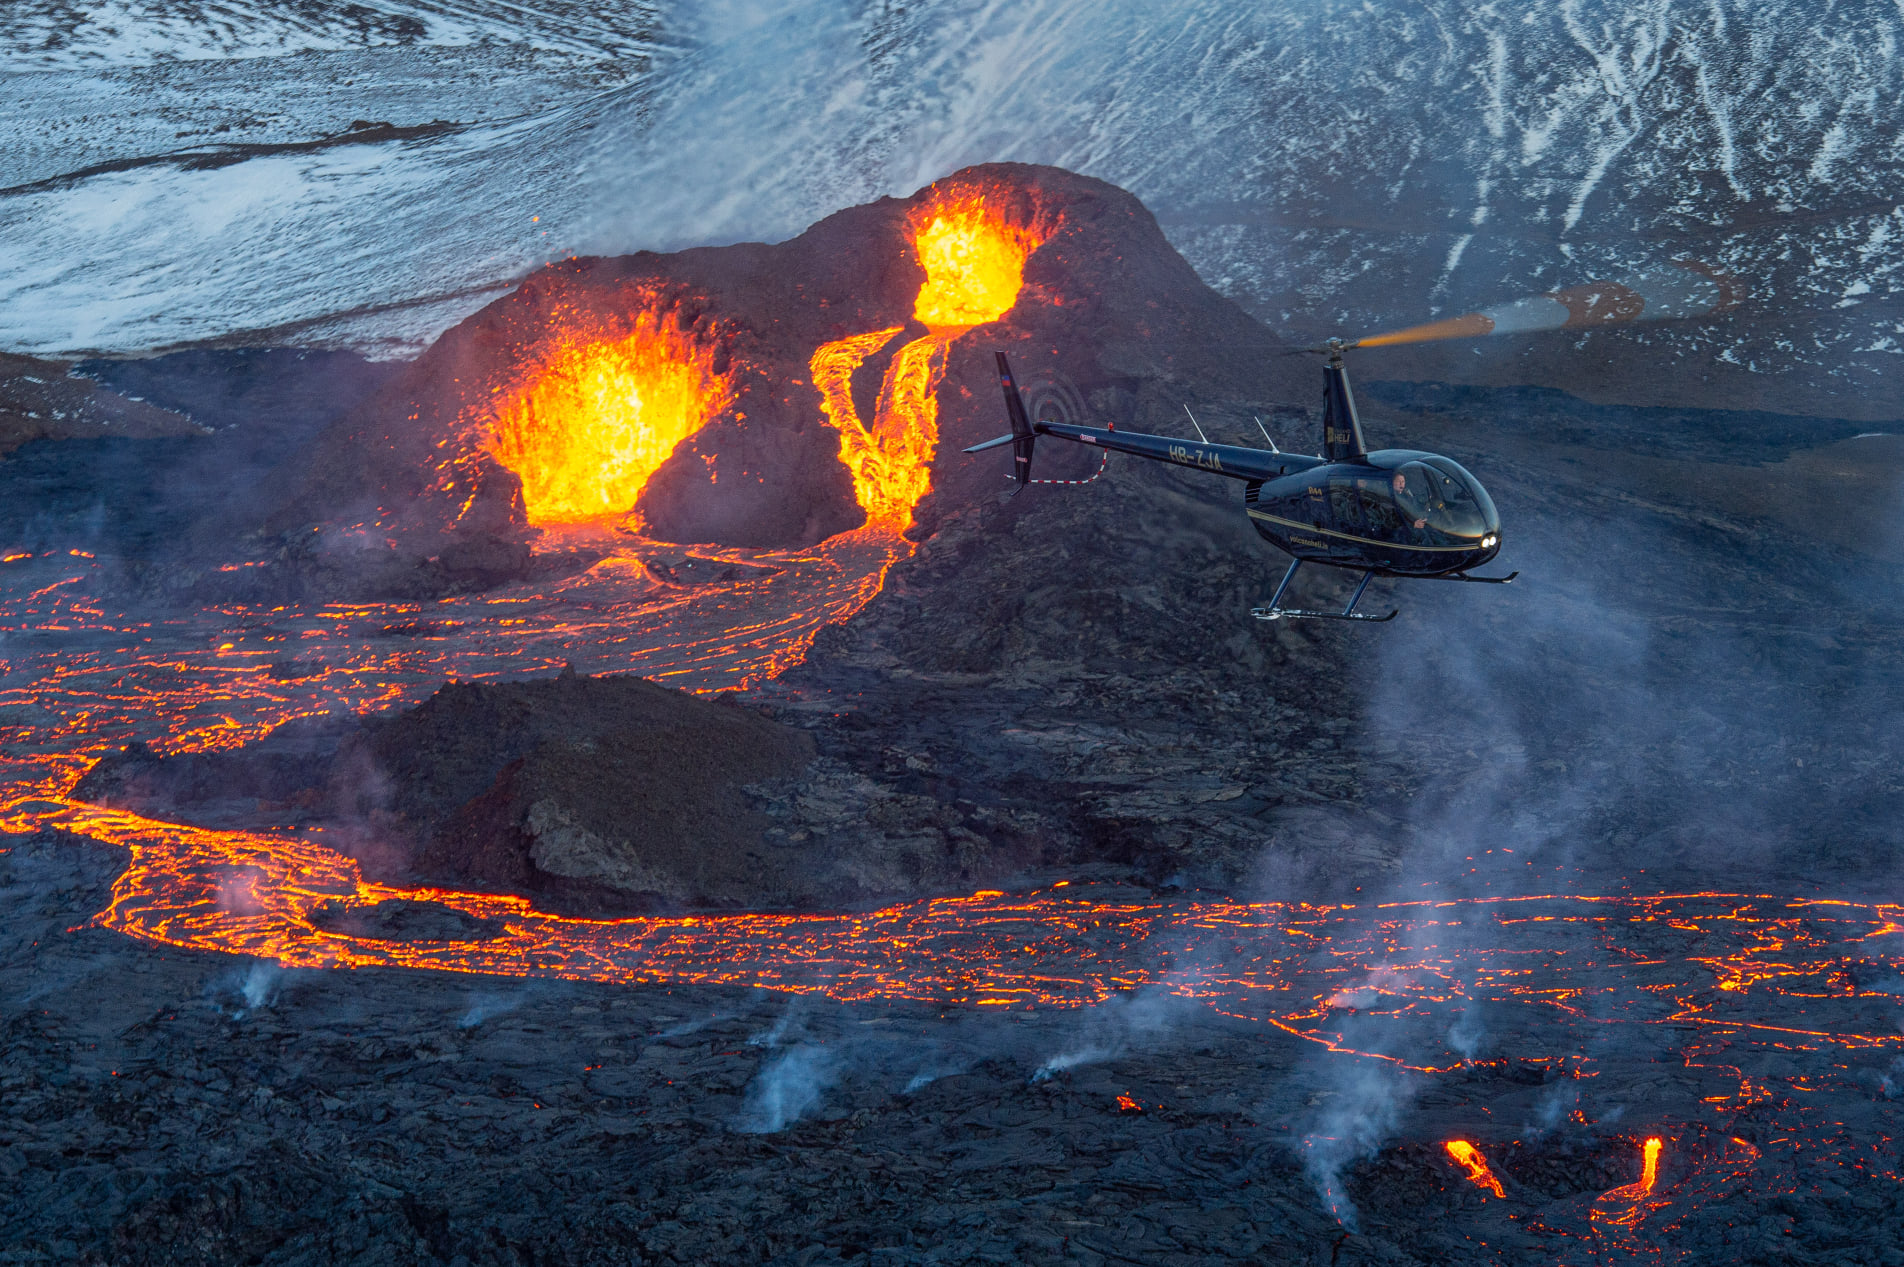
[960,350,1040,488]
[997,351,1038,488]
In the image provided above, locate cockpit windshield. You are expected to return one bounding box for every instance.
[1389,458,1496,539]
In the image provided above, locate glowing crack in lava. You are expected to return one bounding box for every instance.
[1443,1141,1506,1198]
[489,297,734,524]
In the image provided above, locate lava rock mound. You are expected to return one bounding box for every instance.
[339,672,816,912]
[261,162,1307,586]
[80,673,821,914]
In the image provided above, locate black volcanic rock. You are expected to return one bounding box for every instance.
[0,351,201,456]
[76,668,1089,913]
[337,673,819,911]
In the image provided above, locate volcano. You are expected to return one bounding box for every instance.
[249,163,1306,599]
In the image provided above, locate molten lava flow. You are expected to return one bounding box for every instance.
[1443,1140,1505,1198]
[910,193,1043,328]
[1639,1136,1664,1191]
[810,191,1047,531]
[489,304,733,524]
[811,328,952,531]
[1592,1136,1670,1230]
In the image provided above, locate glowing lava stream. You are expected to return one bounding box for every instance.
[812,190,1045,532]
[1592,1136,1670,1230]
[1444,1141,1506,1198]
[6,749,1902,1072]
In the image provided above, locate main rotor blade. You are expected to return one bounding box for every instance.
[1358,260,1741,348]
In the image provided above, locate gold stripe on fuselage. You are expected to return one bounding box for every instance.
[1246,509,1483,553]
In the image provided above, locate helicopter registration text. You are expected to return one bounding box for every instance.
[1168,444,1224,472]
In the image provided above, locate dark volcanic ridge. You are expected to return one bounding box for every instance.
[81,673,818,913]
[0,350,202,456]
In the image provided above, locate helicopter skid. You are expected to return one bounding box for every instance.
[1254,560,1398,623]
[1250,604,1399,623]
[1430,570,1520,584]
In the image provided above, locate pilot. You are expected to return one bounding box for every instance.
[1392,470,1428,530]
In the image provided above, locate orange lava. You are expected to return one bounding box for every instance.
[811,329,951,531]
[1115,1094,1143,1113]
[809,188,1048,532]
[489,298,733,524]
[1592,1136,1670,1230]
[1443,1140,1506,1198]
[910,191,1044,329]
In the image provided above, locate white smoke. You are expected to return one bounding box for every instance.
[1299,1059,1419,1232]
[737,1042,840,1133]
[458,989,530,1028]
[240,960,281,1010]
[1027,986,1189,1083]
[208,957,283,1015]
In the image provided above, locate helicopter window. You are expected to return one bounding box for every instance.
[1390,463,1441,528]
[1328,479,1360,529]
[1392,460,1493,539]
[1357,482,1401,535]
[1421,457,1497,537]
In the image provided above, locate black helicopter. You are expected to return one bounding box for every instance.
[965,341,1513,622]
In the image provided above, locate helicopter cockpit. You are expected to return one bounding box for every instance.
[1366,450,1498,542]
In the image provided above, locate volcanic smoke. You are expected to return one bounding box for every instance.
[1,167,1892,1253]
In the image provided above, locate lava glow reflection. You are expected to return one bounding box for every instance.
[489,297,734,524]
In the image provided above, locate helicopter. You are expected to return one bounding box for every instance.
[964,340,1514,623]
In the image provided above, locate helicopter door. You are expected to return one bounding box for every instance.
[1356,478,1402,539]
[1327,478,1361,535]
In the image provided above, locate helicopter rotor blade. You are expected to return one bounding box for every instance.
[1279,337,1363,357]
[1357,259,1742,348]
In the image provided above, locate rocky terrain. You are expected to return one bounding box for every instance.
[6,157,1904,1263]
[7,363,1904,1263]
[35,324,1904,916]
[0,351,200,456]
[8,833,1904,1266]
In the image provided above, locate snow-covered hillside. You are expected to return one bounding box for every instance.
[1,0,1898,410]
[1,1,661,69]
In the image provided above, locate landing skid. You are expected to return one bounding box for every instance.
[1429,569,1519,584]
[1250,561,1398,623]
